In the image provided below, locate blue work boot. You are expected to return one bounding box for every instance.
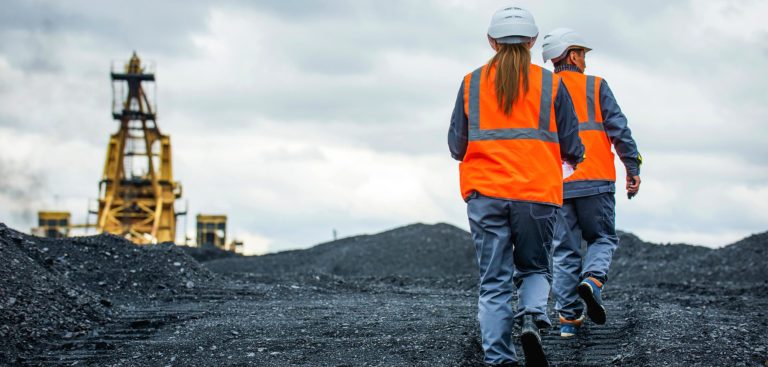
[520,315,549,367]
[558,314,584,337]
[577,277,606,325]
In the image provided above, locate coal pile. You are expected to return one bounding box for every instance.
[19,232,220,301]
[610,230,768,285]
[180,243,242,263]
[207,223,768,288]
[0,224,109,363]
[4,219,767,366]
[0,222,222,363]
[206,223,477,278]
[608,231,710,284]
[696,231,768,283]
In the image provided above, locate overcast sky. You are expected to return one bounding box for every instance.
[1,0,766,254]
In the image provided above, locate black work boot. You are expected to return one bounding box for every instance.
[520,315,549,367]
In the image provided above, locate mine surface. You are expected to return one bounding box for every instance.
[1,222,767,366]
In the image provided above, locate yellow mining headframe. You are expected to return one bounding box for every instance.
[96,52,182,244]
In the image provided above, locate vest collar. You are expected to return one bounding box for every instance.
[554,64,583,74]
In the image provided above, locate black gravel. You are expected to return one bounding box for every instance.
[0,224,109,364]
[179,244,242,263]
[610,231,768,285]
[2,221,767,366]
[19,232,220,302]
[0,222,221,364]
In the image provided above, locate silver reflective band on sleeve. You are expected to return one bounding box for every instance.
[467,67,558,143]
[578,121,605,131]
[586,75,596,122]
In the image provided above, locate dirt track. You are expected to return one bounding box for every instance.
[2,223,767,366]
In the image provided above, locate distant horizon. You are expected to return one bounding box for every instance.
[243,222,768,256]
[4,219,763,257]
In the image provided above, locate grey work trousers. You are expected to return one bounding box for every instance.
[467,194,556,365]
[552,192,619,319]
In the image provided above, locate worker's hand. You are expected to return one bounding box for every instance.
[626,175,641,199]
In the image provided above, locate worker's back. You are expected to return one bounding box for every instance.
[558,71,616,183]
[459,63,563,205]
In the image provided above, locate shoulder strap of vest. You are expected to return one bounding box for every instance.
[586,74,596,122]
[538,68,553,131]
[580,74,605,132]
[467,66,483,133]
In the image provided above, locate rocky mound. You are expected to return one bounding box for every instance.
[205,223,477,278]
[0,222,224,362]
[610,231,768,285]
[22,233,220,301]
[180,244,242,263]
[207,223,768,287]
[0,224,109,363]
[609,232,711,284]
[697,231,768,283]
[3,219,767,366]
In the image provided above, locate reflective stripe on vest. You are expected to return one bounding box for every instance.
[558,71,616,183]
[467,67,558,143]
[459,64,563,206]
[580,75,604,132]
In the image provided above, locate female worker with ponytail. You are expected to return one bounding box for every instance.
[448,7,584,366]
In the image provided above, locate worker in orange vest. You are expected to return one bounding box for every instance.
[541,28,642,338]
[448,8,585,366]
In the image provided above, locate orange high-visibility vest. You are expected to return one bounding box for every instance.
[459,64,563,206]
[558,71,616,182]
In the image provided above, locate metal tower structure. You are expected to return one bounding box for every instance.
[96,52,182,244]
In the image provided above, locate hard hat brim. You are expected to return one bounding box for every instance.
[494,35,537,45]
[545,45,592,63]
[488,23,539,40]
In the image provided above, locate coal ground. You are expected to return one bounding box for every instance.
[1,222,767,366]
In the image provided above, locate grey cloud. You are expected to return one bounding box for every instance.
[0,159,47,226]
[237,0,482,76]
[3,0,766,164]
[261,146,327,162]
[160,74,450,128]
[1,0,766,251]
[0,0,212,71]
[222,200,409,251]
[0,0,481,139]
[221,0,358,19]
[533,2,768,111]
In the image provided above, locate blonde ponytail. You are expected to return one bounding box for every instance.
[486,43,531,115]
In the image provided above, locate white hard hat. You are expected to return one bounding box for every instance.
[487,6,538,44]
[541,28,592,63]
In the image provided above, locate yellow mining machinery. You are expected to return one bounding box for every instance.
[31,211,71,238]
[96,52,182,244]
[31,52,243,253]
[196,215,244,253]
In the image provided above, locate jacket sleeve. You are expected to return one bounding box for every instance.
[554,80,585,166]
[600,79,641,176]
[448,80,468,161]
